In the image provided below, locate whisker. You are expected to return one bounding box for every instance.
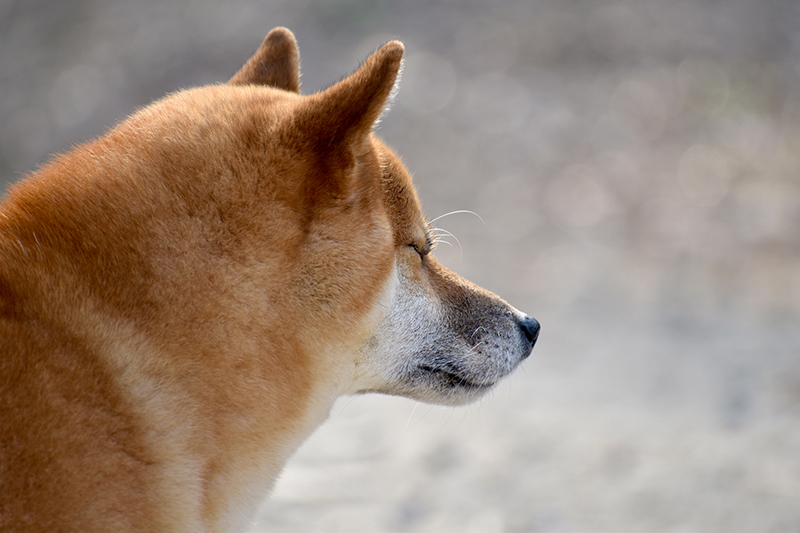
[428,209,485,226]
[404,403,420,431]
[429,230,455,249]
[430,227,463,262]
[336,396,360,419]
[470,326,488,343]
[442,406,456,428]
[456,407,469,429]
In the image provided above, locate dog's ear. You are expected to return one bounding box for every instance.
[228,27,300,92]
[294,41,404,154]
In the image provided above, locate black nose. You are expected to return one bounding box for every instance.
[519,315,540,347]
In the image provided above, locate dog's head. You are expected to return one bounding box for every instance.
[225,28,539,406]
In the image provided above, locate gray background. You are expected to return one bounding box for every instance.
[2,0,800,531]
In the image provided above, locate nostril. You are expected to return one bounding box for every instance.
[519,315,540,345]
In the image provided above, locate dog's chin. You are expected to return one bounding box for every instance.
[358,368,499,406]
[412,365,497,403]
[359,386,492,407]
[405,382,495,407]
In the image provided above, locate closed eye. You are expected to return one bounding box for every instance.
[409,242,430,258]
[410,231,434,258]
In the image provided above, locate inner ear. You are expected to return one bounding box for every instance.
[228,27,300,92]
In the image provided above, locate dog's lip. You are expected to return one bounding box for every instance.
[417,364,495,390]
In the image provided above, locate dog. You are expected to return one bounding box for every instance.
[0,28,539,532]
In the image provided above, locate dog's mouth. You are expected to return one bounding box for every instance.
[416,364,495,391]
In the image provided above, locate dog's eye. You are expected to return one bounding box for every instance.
[409,238,433,259]
[408,228,434,259]
[409,243,426,258]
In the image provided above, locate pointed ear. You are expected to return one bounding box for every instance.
[295,41,404,153]
[228,27,300,92]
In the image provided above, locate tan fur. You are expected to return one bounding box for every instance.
[0,28,538,532]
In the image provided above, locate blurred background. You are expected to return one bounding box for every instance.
[2,0,800,530]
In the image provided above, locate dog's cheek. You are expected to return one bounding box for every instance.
[349,259,443,393]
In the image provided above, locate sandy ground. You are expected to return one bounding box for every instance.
[2,0,800,530]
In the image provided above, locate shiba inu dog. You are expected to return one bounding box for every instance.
[0,28,539,532]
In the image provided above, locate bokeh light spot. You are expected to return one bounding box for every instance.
[678,144,731,207]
